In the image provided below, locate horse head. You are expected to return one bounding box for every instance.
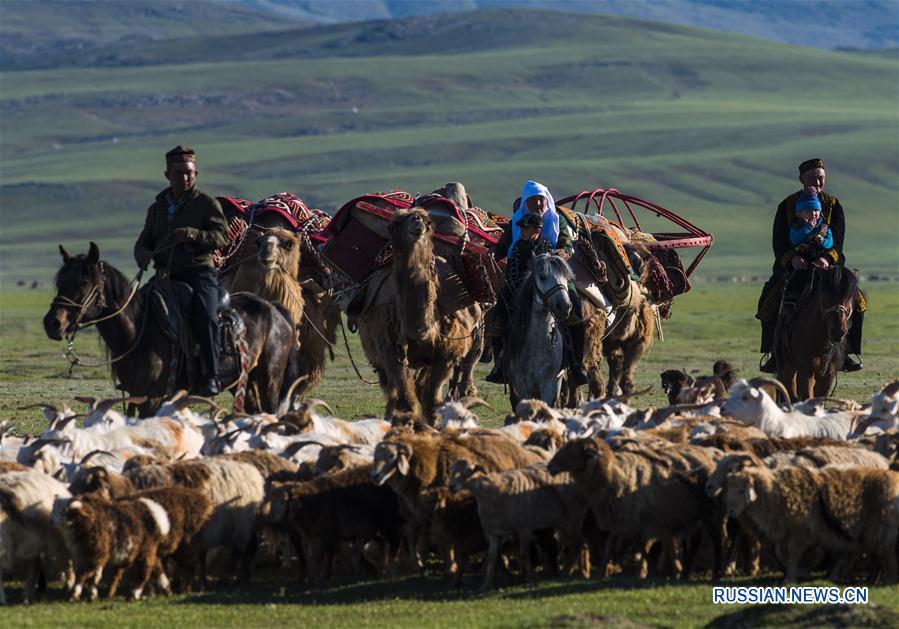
[820,266,856,346]
[44,242,105,340]
[533,253,573,321]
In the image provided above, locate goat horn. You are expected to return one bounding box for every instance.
[282,440,327,456]
[304,399,334,416]
[460,397,492,410]
[74,396,100,410]
[167,390,189,404]
[30,437,71,451]
[55,414,86,432]
[97,396,146,415]
[79,449,115,465]
[17,402,59,418]
[172,395,223,413]
[212,408,229,422]
[613,385,653,402]
[260,421,301,436]
[880,380,899,398]
[277,375,309,417]
[746,377,793,412]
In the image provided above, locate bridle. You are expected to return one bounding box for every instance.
[50,262,144,370]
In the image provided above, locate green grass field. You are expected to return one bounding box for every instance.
[1,7,898,625]
[1,10,897,285]
[1,280,899,624]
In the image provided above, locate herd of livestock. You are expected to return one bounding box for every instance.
[1,369,898,605]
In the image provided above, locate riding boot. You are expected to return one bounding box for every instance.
[759,318,777,374]
[566,321,589,387]
[841,310,864,372]
[485,336,506,384]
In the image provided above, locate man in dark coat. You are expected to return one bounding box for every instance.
[757,158,863,373]
[134,145,229,395]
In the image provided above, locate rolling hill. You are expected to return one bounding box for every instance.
[235,0,899,50]
[0,8,896,286]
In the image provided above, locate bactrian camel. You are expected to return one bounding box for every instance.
[356,208,482,421]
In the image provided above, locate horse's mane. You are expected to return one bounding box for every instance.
[829,265,857,304]
[507,272,536,362]
[506,254,573,363]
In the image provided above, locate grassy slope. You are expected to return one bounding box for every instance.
[1,10,897,285]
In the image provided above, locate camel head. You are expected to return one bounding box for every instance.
[390,207,433,251]
[257,228,301,277]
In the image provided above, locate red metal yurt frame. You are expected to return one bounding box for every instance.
[558,187,714,278]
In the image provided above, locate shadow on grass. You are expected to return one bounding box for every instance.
[174,571,785,607]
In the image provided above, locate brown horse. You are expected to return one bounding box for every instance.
[775,266,857,401]
[44,242,297,415]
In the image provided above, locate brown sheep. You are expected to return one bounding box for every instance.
[215,450,298,480]
[725,465,899,583]
[69,466,135,499]
[449,460,589,591]
[54,495,168,601]
[548,438,723,580]
[259,465,402,581]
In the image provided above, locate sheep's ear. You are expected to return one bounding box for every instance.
[69,500,83,512]
[750,388,761,399]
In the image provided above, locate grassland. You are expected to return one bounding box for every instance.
[1,10,897,285]
[1,8,898,625]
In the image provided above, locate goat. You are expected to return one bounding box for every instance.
[722,379,853,439]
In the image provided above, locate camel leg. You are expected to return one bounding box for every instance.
[605,347,624,397]
[421,360,453,421]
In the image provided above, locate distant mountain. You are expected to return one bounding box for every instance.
[0,0,305,70]
[235,0,899,50]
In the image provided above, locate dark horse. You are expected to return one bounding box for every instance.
[44,242,296,416]
[775,265,858,401]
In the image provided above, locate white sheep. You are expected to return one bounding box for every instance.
[721,378,853,440]
[0,470,72,604]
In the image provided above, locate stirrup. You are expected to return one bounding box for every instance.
[759,354,777,374]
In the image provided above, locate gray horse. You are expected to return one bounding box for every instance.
[506,253,573,407]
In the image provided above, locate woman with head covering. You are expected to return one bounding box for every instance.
[486,180,588,387]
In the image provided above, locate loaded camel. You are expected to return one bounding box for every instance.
[356,208,482,422]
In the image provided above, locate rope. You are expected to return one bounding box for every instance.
[338,315,379,385]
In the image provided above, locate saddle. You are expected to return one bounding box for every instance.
[145,277,245,388]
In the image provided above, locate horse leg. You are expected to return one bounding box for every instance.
[796,367,815,401]
[777,367,798,403]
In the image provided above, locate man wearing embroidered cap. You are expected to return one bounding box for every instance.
[134,145,230,395]
[756,158,863,373]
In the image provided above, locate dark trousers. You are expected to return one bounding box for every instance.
[171,267,220,377]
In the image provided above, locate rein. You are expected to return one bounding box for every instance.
[53,264,146,372]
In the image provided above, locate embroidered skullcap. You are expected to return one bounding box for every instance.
[165,145,196,166]
[798,158,824,175]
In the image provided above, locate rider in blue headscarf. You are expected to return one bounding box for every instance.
[486,181,588,387]
[508,180,561,257]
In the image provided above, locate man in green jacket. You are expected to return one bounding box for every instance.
[134,145,229,395]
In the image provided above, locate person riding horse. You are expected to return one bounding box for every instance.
[757,158,863,373]
[487,181,588,386]
[133,145,229,396]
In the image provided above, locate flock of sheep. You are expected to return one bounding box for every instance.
[1,367,898,604]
